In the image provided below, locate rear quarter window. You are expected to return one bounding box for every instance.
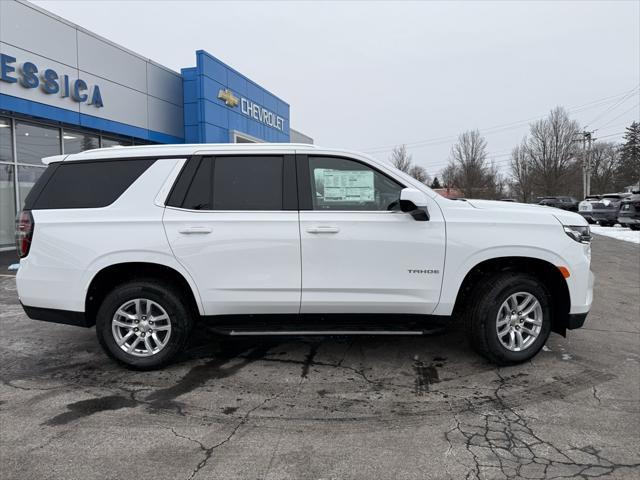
[24,159,155,210]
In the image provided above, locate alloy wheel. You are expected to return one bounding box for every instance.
[496,292,543,352]
[111,298,172,357]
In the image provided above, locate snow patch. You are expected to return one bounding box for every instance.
[590,225,640,244]
[561,353,572,360]
[542,345,551,352]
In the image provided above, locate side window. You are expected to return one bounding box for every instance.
[308,156,403,211]
[213,156,283,210]
[182,158,213,210]
[26,159,155,210]
[174,156,284,211]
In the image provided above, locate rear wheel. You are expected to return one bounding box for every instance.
[465,272,552,365]
[96,279,194,370]
[629,224,640,231]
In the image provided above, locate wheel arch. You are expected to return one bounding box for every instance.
[85,262,202,327]
[452,256,571,336]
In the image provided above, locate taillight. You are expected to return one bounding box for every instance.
[15,210,34,258]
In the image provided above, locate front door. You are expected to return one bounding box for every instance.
[163,155,300,315]
[298,155,446,314]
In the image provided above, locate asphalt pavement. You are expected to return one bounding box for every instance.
[0,236,638,479]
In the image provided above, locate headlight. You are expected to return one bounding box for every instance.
[564,225,591,244]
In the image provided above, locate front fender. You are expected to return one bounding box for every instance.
[433,245,570,316]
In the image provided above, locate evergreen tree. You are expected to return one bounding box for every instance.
[430,176,442,189]
[616,122,640,190]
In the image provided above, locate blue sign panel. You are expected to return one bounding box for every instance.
[182,50,290,143]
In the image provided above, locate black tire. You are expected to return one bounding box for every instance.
[464,272,552,365]
[629,225,640,231]
[96,279,194,370]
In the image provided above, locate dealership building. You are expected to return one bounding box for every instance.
[0,0,311,250]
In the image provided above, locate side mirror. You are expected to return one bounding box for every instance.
[400,188,430,221]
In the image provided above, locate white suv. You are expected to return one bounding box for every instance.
[16,144,593,369]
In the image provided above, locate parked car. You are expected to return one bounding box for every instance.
[538,196,579,212]
[578,195,601,224]
[617,193,640,230]
[591,193,631,227]
[15,144,593,369]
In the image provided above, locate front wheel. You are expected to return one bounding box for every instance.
[629,224,640,231]
[465,273,552,365]
[96,279,194,370]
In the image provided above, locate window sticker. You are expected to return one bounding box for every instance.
[318,169,374,202]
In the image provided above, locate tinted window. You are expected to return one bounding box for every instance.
[173,156,284,211]
[27,159,155,209]
[308,156,403,211]
[182,158,213,210]
[213,156,282,210]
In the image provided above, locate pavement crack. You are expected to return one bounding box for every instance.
[442,370,640,479]
[170,393,283,480]
[592,386,602,407]
[301,341,320,378]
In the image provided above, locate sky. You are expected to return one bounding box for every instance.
[33,0,640,178]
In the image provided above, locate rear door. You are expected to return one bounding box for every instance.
[163,155,301,315]
[297,154,446,314]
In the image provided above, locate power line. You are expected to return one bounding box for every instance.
[584,85,639,128]
[361,87,640,154]
[594,102,639,131]
[597,131,625,139]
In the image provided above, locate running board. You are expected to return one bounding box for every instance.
[225,329,426,336]
[202,313,450,337]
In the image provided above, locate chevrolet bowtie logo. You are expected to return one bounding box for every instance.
[218,88,239,107]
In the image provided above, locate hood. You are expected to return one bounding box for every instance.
[464,199,588,226]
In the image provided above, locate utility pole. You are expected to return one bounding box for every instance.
[577,131,596,198]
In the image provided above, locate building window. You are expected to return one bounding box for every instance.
[63,130,99,154]
[17,165,45,209]
[101,137,132,148]
[0,163,15,247]
[15,121,61,165]
[0,117,12,163]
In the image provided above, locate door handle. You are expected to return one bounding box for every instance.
[178,226,212,234]
[306,226,340,234]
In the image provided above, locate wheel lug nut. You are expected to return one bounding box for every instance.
[141,332,146,337]
[148,329,153,333]
[134,320,139,324]
[134,327,138,332]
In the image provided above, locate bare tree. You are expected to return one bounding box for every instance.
[390,145,412,173]
[589,142,619,194]
[449,130,496,198]
[389,144,431,184]
[509,141,534,202]
[441,163,457,188]
[525,107,580,196]
[408,164,431,184]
